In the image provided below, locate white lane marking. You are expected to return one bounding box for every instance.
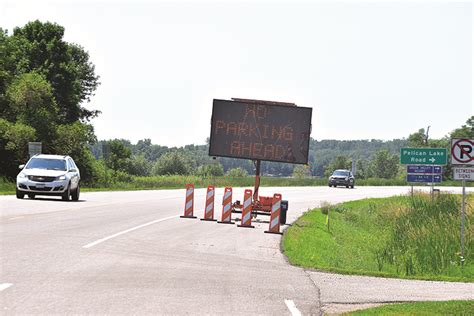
[0,283,13,291]
[8,216,24,220]
[82,215,179,249]
[284,299,301,316]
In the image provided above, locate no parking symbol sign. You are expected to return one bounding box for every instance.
[451,138,474,165]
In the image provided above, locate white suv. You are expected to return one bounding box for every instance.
[16,154,81,201]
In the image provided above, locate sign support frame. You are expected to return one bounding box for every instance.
[461,179,466,266]
[253,160,261,204]
[450,138,473,265]
[430,180,434,201]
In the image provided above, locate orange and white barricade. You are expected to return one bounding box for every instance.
[218,187,234,224]
[265,193,282,234]
[180,184,196,219]
[201,185,217,221]
[238,189,254,228]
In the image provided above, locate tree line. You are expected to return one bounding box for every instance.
[87,116,473,183]
[1,21,472,185]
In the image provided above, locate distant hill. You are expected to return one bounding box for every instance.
[308,139,407,176]
[90,138,408,177]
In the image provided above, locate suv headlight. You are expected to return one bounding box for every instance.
[56,175,66,180]
[345,177,349,180]
[18,172,26,178]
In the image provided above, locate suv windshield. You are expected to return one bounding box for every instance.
[333,171,349,176]
[26,158,67,171]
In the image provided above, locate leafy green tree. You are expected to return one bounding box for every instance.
[2,21,100,123]
[104,139,132,172]
[226,167,248,177]
[53,122,97,183]
[369,149,399,179]
[0,119,36,178]
[0,21,101,181]
[292,165,311,179]
[408,128,428,147]
[6,72,58,147]
[355,159,371,179]
[126,155,152,176]
[152,151,191,175]
[195,164,224,177]
[451,116,474,138]
[324,156,351,177]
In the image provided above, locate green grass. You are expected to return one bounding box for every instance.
[0,175,471,195]
[0,178,15,195]
[283,193,473,282]
[346,300,474,315]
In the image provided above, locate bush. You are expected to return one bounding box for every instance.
[195,164,224,177]
[293,165,311,179]
[226,167,248,177]
[152,151,191,175]
[126,155,152,176]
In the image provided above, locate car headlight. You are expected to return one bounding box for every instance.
[56,175,66,180]
[345,177,349,180]
[18,172,26,178]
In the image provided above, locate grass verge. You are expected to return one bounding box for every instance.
[346,300,474,315]
[282,193,473,282]
[0,177,15,195]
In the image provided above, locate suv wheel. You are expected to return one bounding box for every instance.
[62,183,71,201]
[16,188,24,199]
[71,183,80,201]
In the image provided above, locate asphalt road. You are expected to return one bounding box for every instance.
[0,186,472,315]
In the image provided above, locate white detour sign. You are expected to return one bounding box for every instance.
[451,139,474,166]
[453,167,474,181]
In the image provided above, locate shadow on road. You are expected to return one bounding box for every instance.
[22,197,87,203]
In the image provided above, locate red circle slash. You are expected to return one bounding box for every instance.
[452,139,474,163]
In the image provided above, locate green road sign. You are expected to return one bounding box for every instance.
[400,148,447,165]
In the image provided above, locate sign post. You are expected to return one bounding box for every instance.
[461,179,466,265]
[451,138,474,266]
[28,142,42,158]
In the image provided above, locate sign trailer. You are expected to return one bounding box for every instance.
[209,98,312,222]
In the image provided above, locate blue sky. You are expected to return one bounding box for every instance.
[2,1,472,146]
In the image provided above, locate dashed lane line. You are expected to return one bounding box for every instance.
[0,283,13,292]
[82,215,179,249]
[285,299,302,316]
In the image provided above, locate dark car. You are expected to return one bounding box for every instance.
[328,169,355,188]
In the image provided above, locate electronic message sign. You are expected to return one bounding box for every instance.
[209,99,312,164]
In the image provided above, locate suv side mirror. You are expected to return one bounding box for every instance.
[70,168,77,173]
[19,164,25,169]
